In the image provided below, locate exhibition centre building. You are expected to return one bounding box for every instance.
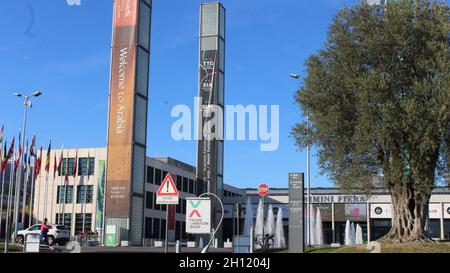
[32,147,450,245]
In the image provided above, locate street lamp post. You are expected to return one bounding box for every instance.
[12,91,42,238]
[289,74,311,247]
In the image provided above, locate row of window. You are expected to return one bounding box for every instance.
[55,213,92,233]
[59,157,95,176]
[146,167,205,194]
[56,185,93,204]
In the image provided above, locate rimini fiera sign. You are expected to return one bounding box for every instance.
[105,0,151,246]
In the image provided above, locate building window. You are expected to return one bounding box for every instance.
[182,199,186,214]
[162,171,168,181]
[76,185,93,203]
[161,219,166,239]
[155,169,162,185]
[145,217,153,238]
[176,176,182,192]
[153,218,160,239]
[60,158,75,176]
[147,166,154,184]
[183,177,188,193]
[153,192,160,210]
[176,198,182,214]
[146,192,153,209]
[57,185,73,203]
[78,157,95,176]
[75,213,92,234]
[55,213,72,231]
[188,179,194,194]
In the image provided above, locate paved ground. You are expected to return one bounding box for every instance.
[54,245,233,253]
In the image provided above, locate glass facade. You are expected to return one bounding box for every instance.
[76,185,93,204]
[55,213,72,230]
[57,185,73,204]
[78,157,95,176]
[75,213,92,233]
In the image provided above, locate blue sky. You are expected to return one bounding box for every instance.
[0,0,363,189]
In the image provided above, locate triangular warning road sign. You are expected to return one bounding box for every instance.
[157,173,179,196]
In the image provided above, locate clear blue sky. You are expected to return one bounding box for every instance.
[0,0,363,189]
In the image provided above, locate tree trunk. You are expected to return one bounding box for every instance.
[378,187,433,243]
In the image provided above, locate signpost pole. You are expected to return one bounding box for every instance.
[165,205,169,253]
[156,173,179,253]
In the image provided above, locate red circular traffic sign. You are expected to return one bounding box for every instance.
[258,184,270,197]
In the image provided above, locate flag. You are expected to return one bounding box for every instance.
[23,139,28,165]
[15,133,22,170]
[57,148,63,176]
[53,151,57,179]
[0,125,4,147]
[2,138,14,172]
[72,149,78,178]
[44,140,51,173]
[0,140,7,173]
[29,135,36,158]
[35,147,43,177]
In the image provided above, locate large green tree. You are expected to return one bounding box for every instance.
[292,0,449,242]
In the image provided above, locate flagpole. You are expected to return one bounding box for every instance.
[62,150,68,228]
[82,152,89,234]
[36,168,42,224]
[71,172,77,238]
[42,140,51,223]
[71,148,78,237]
[28,159,36,227]
[43,172,49,222]
[12,131,22,239]
[35,146,43,224]
[0,167,6,239]
[20,141,30,226]
[5,152,16,252]
[49,152,56,224]
[57,146,64,225]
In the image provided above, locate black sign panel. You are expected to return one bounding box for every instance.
[198,50,219,188]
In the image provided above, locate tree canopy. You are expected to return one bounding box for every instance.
[293,0,449,193]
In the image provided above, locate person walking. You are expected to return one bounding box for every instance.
[40,218,50,245]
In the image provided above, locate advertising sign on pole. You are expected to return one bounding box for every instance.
[186,198,211,234]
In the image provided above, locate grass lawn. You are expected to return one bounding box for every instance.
[305,242,450,253]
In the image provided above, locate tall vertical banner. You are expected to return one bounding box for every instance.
[105,0,151,245]
[289,173,304,253]
[95,160,106,229]
[196,2,226,246]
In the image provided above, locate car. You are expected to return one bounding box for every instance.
[15,224,70,246]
